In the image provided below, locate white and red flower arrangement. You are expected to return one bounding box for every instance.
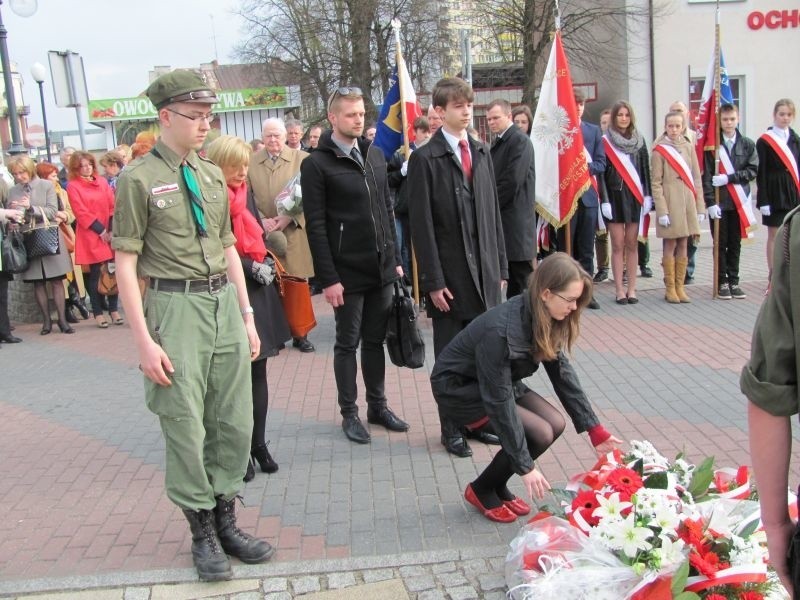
[505,440,792,600]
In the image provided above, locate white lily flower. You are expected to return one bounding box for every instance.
[592,492,632,522]
[606,513,653,558]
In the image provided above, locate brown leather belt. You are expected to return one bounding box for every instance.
[149,273,228,294]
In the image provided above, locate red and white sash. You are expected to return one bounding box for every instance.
[603,137,649,237]
[653,143,696,195]
[760,130,800,193]
[718,148,757,240]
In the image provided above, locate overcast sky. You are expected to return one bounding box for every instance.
[6,0,245,131]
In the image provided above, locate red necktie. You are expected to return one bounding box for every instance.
[458,139,472,182]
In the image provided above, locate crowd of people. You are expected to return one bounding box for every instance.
[1,68,798,589]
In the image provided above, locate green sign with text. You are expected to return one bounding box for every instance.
[88,87,296,121]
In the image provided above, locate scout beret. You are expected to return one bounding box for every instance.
[146,70,218,110]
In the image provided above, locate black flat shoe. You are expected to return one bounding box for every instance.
[464,427,500,445]
[626,296,639,304]
[615,297,628,305]
[0,334,22,343]
[587,297,600,310]
[441,435,472,457]
[251,443,278,473]
[57,321,75,334]
[366,406,409,432]
[342,415,370,444]
[292,337,315,353]
[40,324,52,335]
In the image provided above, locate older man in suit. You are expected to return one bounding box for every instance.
[486,98,536,298]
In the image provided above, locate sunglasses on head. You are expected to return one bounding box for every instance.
[328,86,363,110]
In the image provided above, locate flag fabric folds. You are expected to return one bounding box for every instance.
[532,31,590,228]
[373,62,422,160]
[695,48,734,170]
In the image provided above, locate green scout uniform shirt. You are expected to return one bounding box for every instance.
[112,139,234,279]
[741,205,800,417]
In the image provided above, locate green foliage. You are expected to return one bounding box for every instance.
[687,456,715,498]
[644,471,669,489]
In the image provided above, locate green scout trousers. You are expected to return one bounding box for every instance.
[143,282,253,511]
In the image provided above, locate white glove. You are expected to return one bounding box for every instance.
[697,213,706,223]
[707,205,722,219]
[251,260,275,286]
[601,203,613,220]
[643,195,654,213]
[711,174,728,187]
[760,205,771,216]
[658,215,671,227]
[400,160,409,177]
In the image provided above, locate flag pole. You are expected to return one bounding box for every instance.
[553,2,573,257]
[712,2,721,299]
[391,19,420,305]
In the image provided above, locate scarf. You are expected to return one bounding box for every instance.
[228,182,267,262]
[606,127,645,154]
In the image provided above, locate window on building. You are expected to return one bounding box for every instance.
[688,75,743,131]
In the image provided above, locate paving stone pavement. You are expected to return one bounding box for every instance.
[0,225,798,599]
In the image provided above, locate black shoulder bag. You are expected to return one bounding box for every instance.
[386,281,425,369]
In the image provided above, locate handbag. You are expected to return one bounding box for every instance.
[1,225,28,274]
[23,207,60,258]
[268,251,316,337]
[59,222,75,253]
[97,261,118,296]
[386,280,425,369]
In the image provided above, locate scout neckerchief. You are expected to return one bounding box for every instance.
[760,130,800,193]
[602,136,649,238]
[653,143,696,195]
[717,144,757,240]
[150,147,208,237]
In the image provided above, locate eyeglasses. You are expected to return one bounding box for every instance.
[552,292,579,304]
[327,86,363,110]
[167,108,215,122]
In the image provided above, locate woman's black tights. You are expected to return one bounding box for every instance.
[471,391,566,508]
[33,279,67,328]
[251,358,269,449]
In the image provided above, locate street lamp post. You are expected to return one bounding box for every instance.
[30,62,50,161]
[0,1,25,154]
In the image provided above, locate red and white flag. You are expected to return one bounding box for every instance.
[695,47,734,170]
[532,31,590,228]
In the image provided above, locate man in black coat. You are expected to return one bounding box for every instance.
[408,77,508,457]
[302,87,409,444]
[486,98,536,298]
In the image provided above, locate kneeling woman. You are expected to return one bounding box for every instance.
[431,253,621,523]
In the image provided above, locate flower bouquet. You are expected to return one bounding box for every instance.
[275,172,303,217]
[505,441,788,600]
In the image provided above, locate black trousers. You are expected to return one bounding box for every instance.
[433,315,474,437]
[506,261,533,299]
[0,273,11,337]
[570,201,598,276]
[333,282,393,417]
[709,210,742,285]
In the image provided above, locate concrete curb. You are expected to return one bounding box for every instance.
[0,545,509,596]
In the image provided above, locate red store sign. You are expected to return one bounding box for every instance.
[748,9,800,29]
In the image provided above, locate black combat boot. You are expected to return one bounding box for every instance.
[214,496,275,563]
[182,509,233,581]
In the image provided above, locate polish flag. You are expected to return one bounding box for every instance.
[532,31,590,227]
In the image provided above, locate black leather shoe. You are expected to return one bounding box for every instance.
[640,265,653,278]
[367,406,409,432]
[292,337,315,353]
[441,435,472,457]
[0,334,22,343]
[464,428,500,445]
[342,416,370,444]
[593,269,608,283]
[587,297,600,310]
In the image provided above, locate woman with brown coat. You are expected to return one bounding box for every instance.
[651,111,705,303]
[248,117,316,352]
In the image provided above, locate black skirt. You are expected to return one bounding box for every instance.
[762,209,791,228]
[247,277,291,360]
